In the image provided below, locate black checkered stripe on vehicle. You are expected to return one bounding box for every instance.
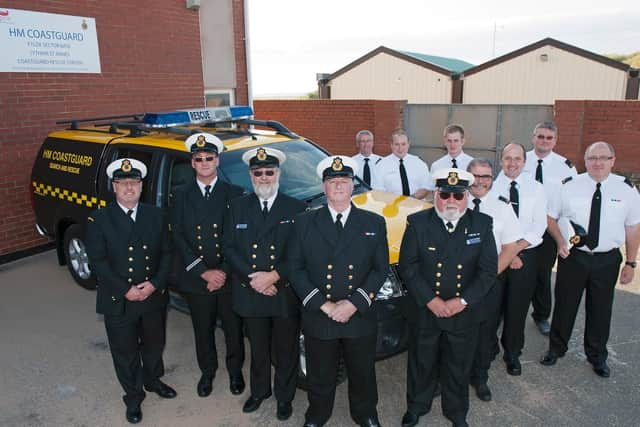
[32,181,107,208]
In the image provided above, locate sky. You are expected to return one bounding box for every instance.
[247,0,640,97]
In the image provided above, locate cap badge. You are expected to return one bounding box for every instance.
[569,235,581,245]
[256,148,268,161]
[447,171,459,186]
[121,159,132,172]
[195,135,207,148]
[332,157,344,171]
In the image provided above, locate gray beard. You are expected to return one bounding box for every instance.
[435,205,464,222]
[254,182,279,200]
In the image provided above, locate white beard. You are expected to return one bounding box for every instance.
[435,205,465,222]
[254,182,279,200]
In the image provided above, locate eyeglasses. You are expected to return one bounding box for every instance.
[536,134,555,140]
[438,191,465,201]
[585,156,613,163]
[472,174,493,180]
[194,156,216,162]
[252,169,276,177]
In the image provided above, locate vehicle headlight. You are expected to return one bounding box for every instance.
[376,264,405,300]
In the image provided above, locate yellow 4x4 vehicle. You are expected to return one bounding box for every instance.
[31,106,429,362]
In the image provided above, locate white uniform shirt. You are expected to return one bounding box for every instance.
[352,153,383,188]
[548,173,640,253]
[375,153,431,195]
[524,150,578,242]
[468,194,523,254]
[491,171,547,249]
[431,151,474,174]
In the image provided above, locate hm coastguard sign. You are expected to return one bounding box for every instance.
[0,8,101,73]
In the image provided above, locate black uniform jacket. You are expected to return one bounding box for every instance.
[223,192,307,318]
[169,179,244,295]
[288,205,389,339]
[86,202,171,316]
[399,208,497,331]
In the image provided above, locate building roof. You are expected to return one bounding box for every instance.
[399,50,475,74]
[463,37,630,77]
[328,46,474,81]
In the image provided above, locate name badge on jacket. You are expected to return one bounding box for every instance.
[236,223,248,229]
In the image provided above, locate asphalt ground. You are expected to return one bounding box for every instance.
[1,251,639,427]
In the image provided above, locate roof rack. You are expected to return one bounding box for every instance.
[56,114,144,130]
[235,119,298,139]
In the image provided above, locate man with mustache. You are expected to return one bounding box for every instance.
[466,158,525,402]
[400,168,497,427]
[86,158,175,424]
[223,147,306,420]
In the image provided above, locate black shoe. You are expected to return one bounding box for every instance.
[230,374,245,395]
[505,357,522,376]
[359,416,381,427]
[242,392,271,413]
[144,380,177,399]
[401,411,426,427]
[277,401,293,421]
[592,362,611,378]
[197,374,213,397]
[540,351,559,366]
[474,382,492,401]
[303,422,322,427]
[534,319,551,335]
[125,406,142,424]
[453,420,469,427]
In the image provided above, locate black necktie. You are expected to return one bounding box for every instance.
[472,198,481,212]
[399,159,410,196]
[535,159,543,183]
[446,221,454,233]
[510,181,519,217]
[204,184,212,200]
[126,209,134,222]
[586,183,601,250]
[363,158,371,186]
[336,213,344,235]
[262,200,269,218]
[452,158,458,168]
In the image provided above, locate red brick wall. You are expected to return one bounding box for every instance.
[555,100,640,174]
[253,100,406,155]
[232,0,248,105]
[0,1,204,256]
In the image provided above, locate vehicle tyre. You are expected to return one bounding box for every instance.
[296,333,347,390]
[63,224,96,290]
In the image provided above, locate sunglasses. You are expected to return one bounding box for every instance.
[472,174,493,180]
[536,134,554,140]
[438,191,465,201]
[252,170,276,177]
[194,156,216,162]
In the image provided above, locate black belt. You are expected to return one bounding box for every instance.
[574,248,618,256]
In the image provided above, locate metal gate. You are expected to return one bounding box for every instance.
[404,104,553,172]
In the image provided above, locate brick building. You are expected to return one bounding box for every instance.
[0,0,249,260]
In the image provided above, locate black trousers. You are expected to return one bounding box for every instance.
[549,249,622,365]
[406,322,479,423]
[184,291,245,378]
[470,274,506,385]
[501,248,538,359]
[104,306,166,409]
[532,231,557,321]
[305,334,378,425]
[244,315,299,403]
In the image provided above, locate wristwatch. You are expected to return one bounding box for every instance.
[459,298,468,306]
[625,261,637,268]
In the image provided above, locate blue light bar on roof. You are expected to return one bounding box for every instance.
[142,106,254,128]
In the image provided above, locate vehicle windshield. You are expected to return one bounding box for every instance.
[218,139,368,203]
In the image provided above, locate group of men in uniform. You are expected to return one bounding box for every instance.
[85,119,639,426]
